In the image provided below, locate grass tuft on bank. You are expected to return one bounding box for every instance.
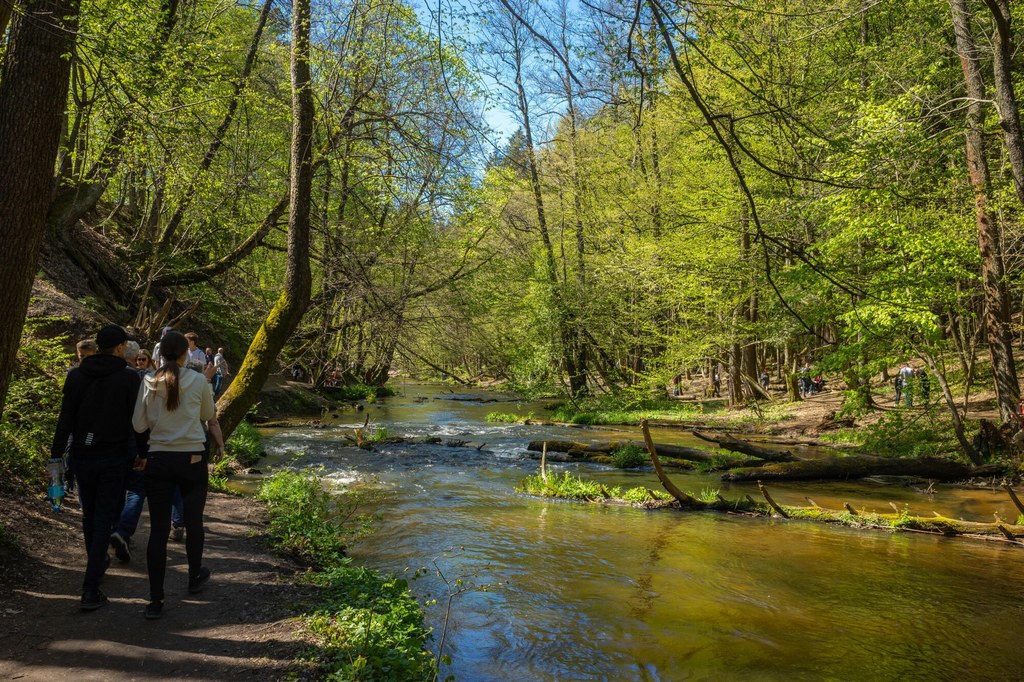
[518,471,673,503]
[257,469,435,680]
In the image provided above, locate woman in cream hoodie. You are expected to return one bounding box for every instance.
[133,331,224,620]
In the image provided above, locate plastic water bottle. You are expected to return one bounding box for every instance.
[46,457,65,512]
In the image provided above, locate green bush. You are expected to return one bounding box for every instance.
[485,411,526,423]
[258,469,434,680]
[548,396,710,425]
[0,321,71,487]
[322,384,395,402]
[610,444,648,469]
[226,420,263,467]
[857,408,957,459]
[257,469,368,568]
[306,567,435,681]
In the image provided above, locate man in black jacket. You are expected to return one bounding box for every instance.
[51,324,142,611]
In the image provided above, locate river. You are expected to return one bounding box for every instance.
[259,383,1024,681]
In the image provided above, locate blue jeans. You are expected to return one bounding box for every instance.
[114,471,184,538]
[213,373,223,398]
[73,452,130,592]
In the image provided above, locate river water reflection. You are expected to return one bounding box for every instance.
[261,383,1024,680]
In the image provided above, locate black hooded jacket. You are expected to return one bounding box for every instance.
[50,353,142,458]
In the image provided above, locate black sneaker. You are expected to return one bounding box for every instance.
[171,526,185,542]
[110,532,131,563]
[80,589,108,612]
[188,566,210,594]
[144,600,163,620]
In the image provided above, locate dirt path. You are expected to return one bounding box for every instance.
[0,491,309,681]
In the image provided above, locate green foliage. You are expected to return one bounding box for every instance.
[518,472,615,500]
[207,475,230,493]
[257,469,371,568]
[610,444,648,469]
[305,566,436,681]
[226,420,264,467]
[485,411,530,423]
[697,488,721,504]
[259,469,434,680]
[519,472,673,505]
[366,426,392,444]
[548,396,711,425]
[0,322,71,487]
[856,408,959,459]
[622,487,672,503]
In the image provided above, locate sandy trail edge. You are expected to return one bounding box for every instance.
[0,491,311,681]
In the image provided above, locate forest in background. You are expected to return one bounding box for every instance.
[3,0,1024,465]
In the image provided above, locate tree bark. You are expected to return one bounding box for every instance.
[721,456,1002,483]
[691,430,796,462]
[215,0,314,439]
[950,0,1020,423]
[983,0,1024,209]
[0,0,81,416]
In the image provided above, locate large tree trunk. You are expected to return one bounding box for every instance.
[721,456,1003,483]
[215,0,313,439]
[984,0,1024,209]
[950,0,1020,423]
[0,0,81,416]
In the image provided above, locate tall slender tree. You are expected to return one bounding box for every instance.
[216,0,314,439]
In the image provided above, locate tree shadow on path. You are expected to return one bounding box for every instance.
[0,492,311,681]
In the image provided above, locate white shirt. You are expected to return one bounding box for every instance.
[133,367,214,452]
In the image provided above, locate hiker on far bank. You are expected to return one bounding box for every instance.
[898,363,915,406]
[799,364,812,397]
[712,371,721,397]
[894,374,903,404]
[760,371,770,391]
[51,324,143,611]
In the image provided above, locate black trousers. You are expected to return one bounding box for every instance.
[72,452,130,593]
[144,450,208,601]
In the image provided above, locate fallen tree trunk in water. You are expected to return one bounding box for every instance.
[721,456,1005,483]
[691,430,796,462]
[526,438,762,466]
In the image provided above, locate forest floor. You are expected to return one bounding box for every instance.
[0,487,313,681]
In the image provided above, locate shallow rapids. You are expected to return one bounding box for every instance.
[260,383,1024,680]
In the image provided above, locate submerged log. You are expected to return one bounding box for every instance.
[722,456,1005,483]
[691,430,796,462]
[526,438,761,466]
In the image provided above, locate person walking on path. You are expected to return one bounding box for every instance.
[133,331,224,620]
[898,363,915,406]
[50,324,142,611]
[152,326,174,368]
[213,347,230,399]
[184,332,208,371]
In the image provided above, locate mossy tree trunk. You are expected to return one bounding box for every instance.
[0,0,81,416]
[216,0,313,440]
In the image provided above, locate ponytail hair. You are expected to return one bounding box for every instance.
[155,331,188,411]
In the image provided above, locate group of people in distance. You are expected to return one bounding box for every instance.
[55,324,228,619]
[894,362,930,406]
